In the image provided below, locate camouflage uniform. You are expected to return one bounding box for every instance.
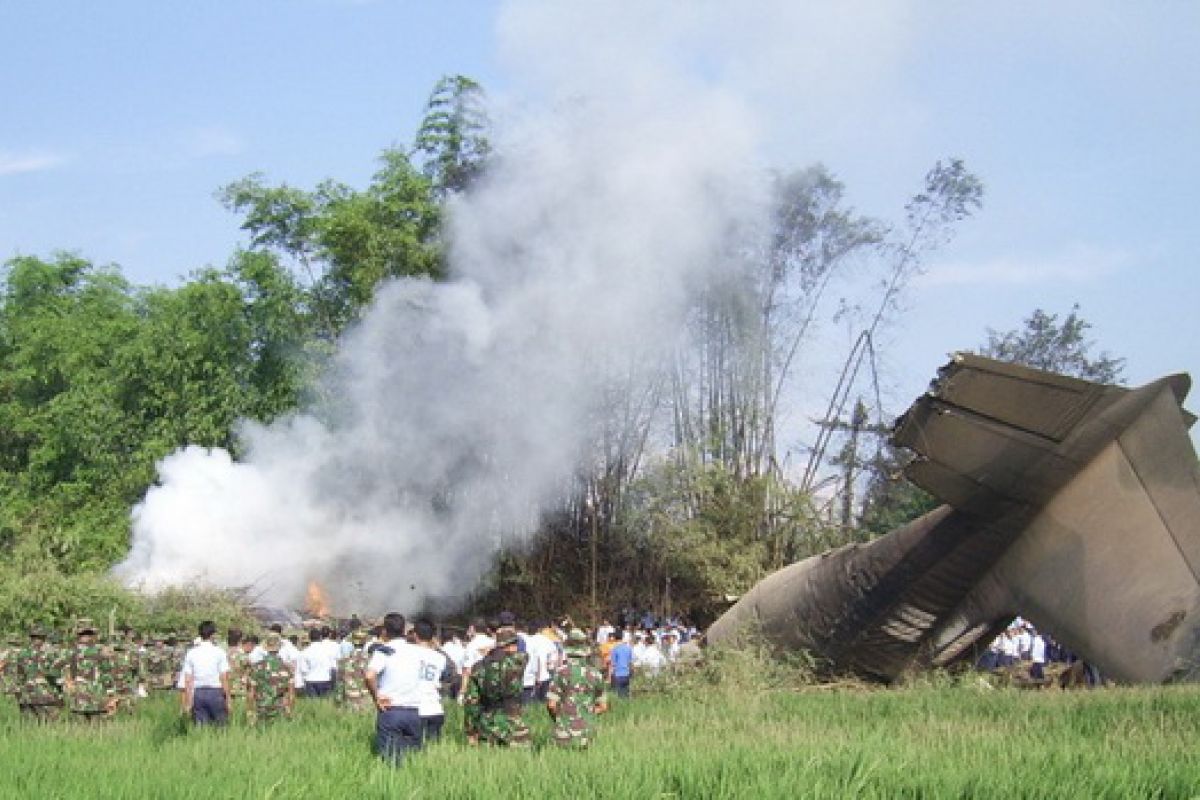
[0,638,17,701]
[64,622,117,720]
[335,649,371,711]
[228,646,251,700]
[143,640,180,691]
[12,633,65,722]
[546,637,607,748]
[110,640,140,715]
[463,631,531,747]
[247,640,294,725]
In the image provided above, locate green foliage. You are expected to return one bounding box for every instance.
[413,74,491,195]
[220,150,441,336]
[856,441,940,538]
[0,253,316,574]
[980,304,1125,383]
[0,563,256,635]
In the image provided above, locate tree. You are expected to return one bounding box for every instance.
[220,151,441,336]
[979,304,1124,383]
[412,74,491,196]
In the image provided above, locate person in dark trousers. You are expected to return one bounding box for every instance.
[180,620,231,725]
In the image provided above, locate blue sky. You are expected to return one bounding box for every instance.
[2,1,1197,421]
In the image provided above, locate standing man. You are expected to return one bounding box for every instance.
[463,617,530,747]
[440,630,467,700]
[411,619,449,743]
[335,629,372,712]
[523,621,556,702]
[594,618,615,646]
[12,626,64,722]
[247,633,295,724]
[365,613,426,765]
[110,633,140,715]
[180,620,232,726]
[546,629,608,748]
[299,628,336,698]
[607,631,633,699]
[1030,630,1048,681]
[63,619,118,721]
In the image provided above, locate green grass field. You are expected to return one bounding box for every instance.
[2,681,1198,799]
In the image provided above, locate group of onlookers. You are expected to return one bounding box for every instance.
[977,616,1100,684]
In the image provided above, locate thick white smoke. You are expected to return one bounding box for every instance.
[116,1,913,612]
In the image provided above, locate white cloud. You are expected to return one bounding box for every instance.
[0,150,68,176]
[918,244,1129,288]
[182,125,246,158]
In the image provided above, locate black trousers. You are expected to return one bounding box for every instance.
[192,687,228,725]
[421,714,444,743]
[376,706,422,765]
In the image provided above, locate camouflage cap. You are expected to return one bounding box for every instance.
[495,626,519,646]
[75,618,97,635]
[263,632,283,652]
[565,628,590,656]
[351,629,368,645]
[28,624,49,638]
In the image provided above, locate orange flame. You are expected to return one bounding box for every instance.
[306,580,331,618]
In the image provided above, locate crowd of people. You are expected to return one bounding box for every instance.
[977,617,1100,685]
[0,609,695,764]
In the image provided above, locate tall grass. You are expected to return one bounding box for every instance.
[1,680,1198,798]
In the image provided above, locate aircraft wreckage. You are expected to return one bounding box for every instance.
[707,354,1200,684]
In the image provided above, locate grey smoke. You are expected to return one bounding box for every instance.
[116,1,911,612]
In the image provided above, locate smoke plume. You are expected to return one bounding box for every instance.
[116,2,908,612]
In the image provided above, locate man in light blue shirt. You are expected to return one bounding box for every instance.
[606,634,633,698]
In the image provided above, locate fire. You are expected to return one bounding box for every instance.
[306,580,331,618]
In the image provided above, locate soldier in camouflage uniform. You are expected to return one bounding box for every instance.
[335,629,371,712]
[0,635,18,704]
[143,638,180,692]
[463,621,531,747]
[63,619,118,721]
[227,630,253,712]
[246,633,294,725]
[546,629,608,748]
[12,627,65,722]
[110,633,140,715]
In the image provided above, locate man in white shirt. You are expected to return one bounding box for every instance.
[440,633,467,700]
[300,628,337,697]
[520,621,557,702]
[1030,633,1048,680]
[181,620,231,726]
[460,618,495,698]
[634,634,667,676]
[595,619,615,646]
[411,619,450,742]
[366,612,428,765]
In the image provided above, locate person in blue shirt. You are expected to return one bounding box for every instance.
[606,633,633,698]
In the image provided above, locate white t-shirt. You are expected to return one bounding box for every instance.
[414,646,449,718]
[367,639,430,708]
[441,638,466,671]
[637,645,666,676]
[1030,635,1047,664]
[595,625,614,645]
[1015,631,1032,659]
[463,633,494,670]
[525,633,558,686]
[300,641,337,683]
[181,640,230,689]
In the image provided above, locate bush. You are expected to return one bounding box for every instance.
[0,565,258,637]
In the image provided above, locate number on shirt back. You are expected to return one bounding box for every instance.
[419,661,438,681]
